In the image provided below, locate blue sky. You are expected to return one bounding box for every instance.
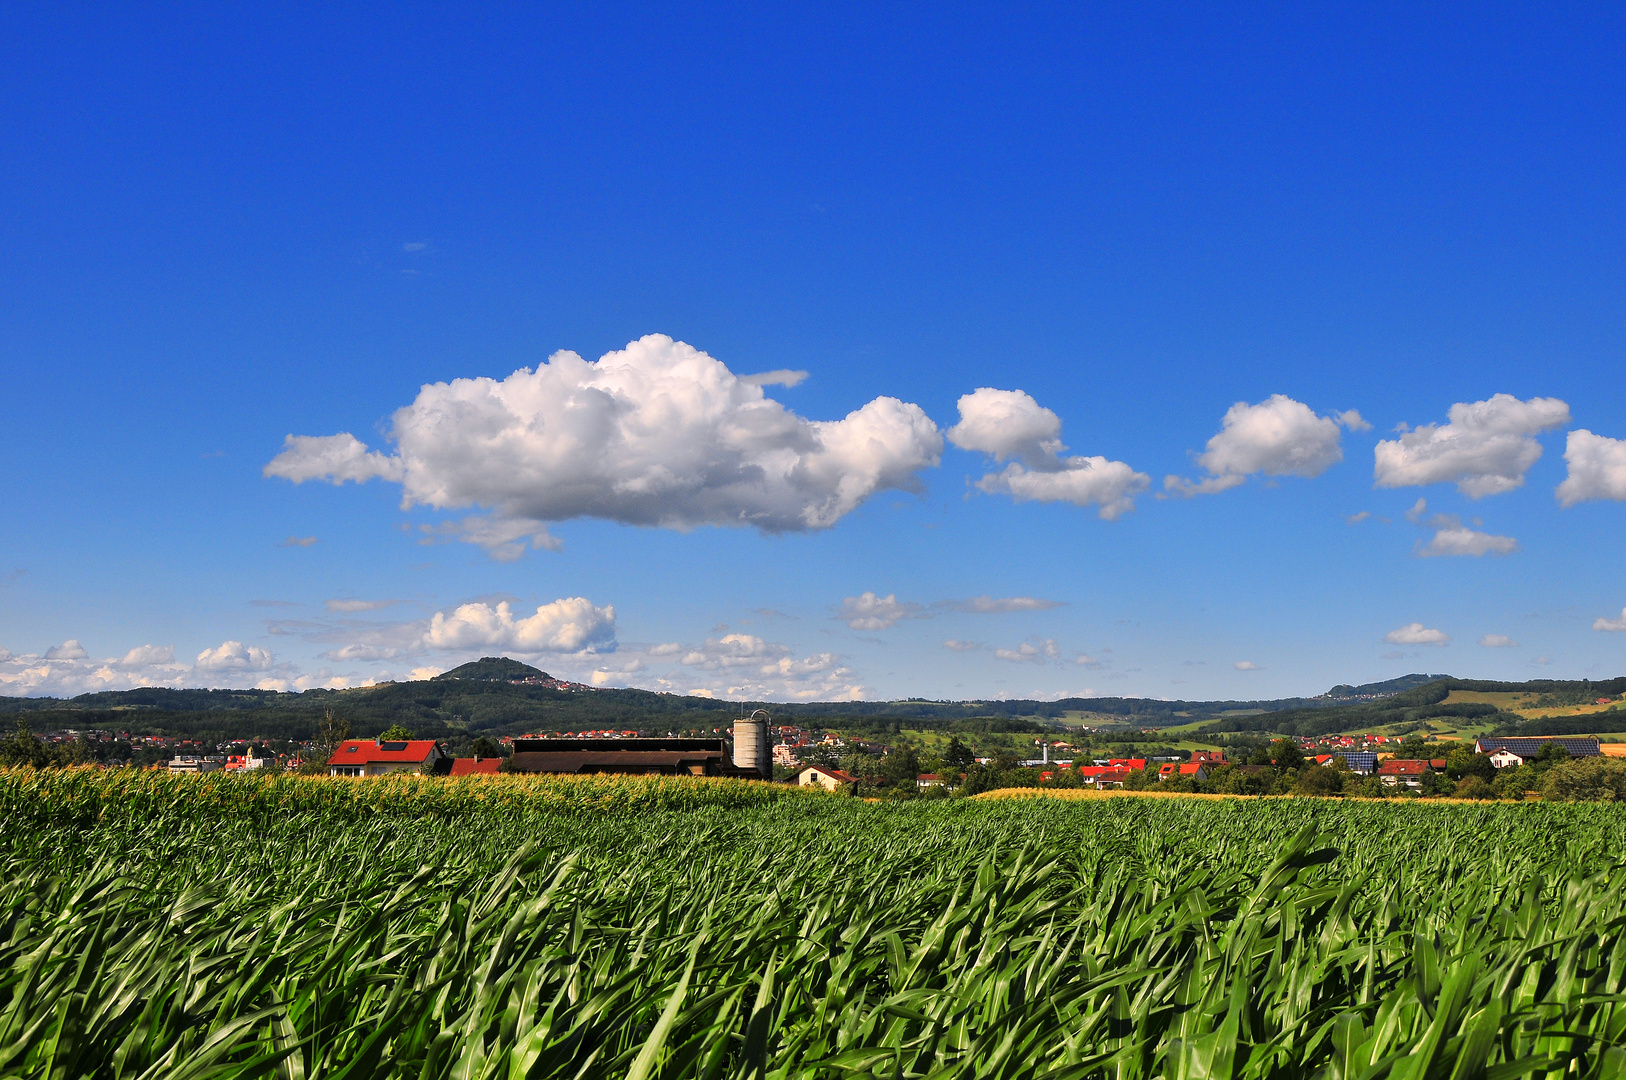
[2,3,1624,701]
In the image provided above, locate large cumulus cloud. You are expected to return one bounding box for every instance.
[947,388,1149,520]
[266,335,943,556]
[1375,394,1570,497]
[1557,429,1626,507]
[1166,395,1365,496]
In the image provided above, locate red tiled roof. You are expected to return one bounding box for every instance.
[328,739,440,766]
[800,764,855,783]
[1377,758,1429,776]
[449,757,502,776]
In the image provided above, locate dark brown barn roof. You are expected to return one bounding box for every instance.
[506,749,729,774]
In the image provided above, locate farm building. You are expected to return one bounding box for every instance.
[328,739,446,777]
[504,737,769,778]
[449,757,502,777]
[1474,736,1601,762]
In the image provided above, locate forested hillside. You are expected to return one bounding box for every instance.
[1196,677,1626,739]
[5,666,1620,744]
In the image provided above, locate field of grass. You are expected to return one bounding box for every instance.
[1444,689,1626,721]
[9,768,1626,1079]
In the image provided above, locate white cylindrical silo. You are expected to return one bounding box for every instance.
[732,709,772,779]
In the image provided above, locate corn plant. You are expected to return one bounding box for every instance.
[5,769,1626,1079]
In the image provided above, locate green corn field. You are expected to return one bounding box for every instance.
[7,770,1626,1079]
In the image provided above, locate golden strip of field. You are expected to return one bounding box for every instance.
[971,787,1544,803]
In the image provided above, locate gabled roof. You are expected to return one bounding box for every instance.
[799,764,855,783]
[1475,736,1601,758]
[1377,758,1429,775]
[328,739,441,766]
[450,757,502,776]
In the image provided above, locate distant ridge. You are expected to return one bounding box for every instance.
[1322,674,1452,699]
[432,657,550,682]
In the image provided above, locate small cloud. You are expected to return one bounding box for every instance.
[944,640,984,652]
[739,369,809,388]
[45,639,89,660]
[648,642,683,656]
[1595,608,1626,633]
[402,241,428,252]
[1418,527,1519,558]
[1346,511,1371,524]
[325,598,397,613]
[994,639,1059,664]
[838,592,924,630]
[1336,410,1372,432]
[409,666,442,680]
[1075,653,1103,668]
[937,595,1064,614]
[1234,660,1260,671]
[1405,498,1429,523]
[1532,655,1554,666]
[279,536,318,548]
[1385,622,1450,646]
[1478,634,1519,648]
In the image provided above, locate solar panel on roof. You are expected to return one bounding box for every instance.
[379,742,408,751]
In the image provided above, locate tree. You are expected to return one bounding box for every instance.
[1295,764,1344,797]
[1269,738,1304,773]
[941,737,975,772]
[468,735,505,758]
[880,746,921,785]
[1396,734,1430,760]
[0,719,47,768]
[378,723,414,741]
[301,708,351,774]
[1542,758,1626,802]
[1453,776,1497,800]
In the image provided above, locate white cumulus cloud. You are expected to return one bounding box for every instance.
[1418,527,1519,558]
[1479,634,1518,648]
[1385,623,1451,646]
[45,640,88,660]
[1557,430,1626,507]
[265,335,943,555]
[1234,660,1260,671]
[1166,395,1359,496]
[421,598,616,654]
[119,644,175,667]
[195,641,275,672]
[994,639,1060,663]
[947,388,1149,519]
[1374,394,1570,497]
[1595,609,1626,633]
[838,592,923,630]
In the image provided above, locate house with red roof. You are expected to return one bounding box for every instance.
[1157,762,1209,782]
[795,764,855,791]
[328,738,446,777]
[1077,765,1133,788]
[449,757,502,777]
[1375,758,1447,790]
